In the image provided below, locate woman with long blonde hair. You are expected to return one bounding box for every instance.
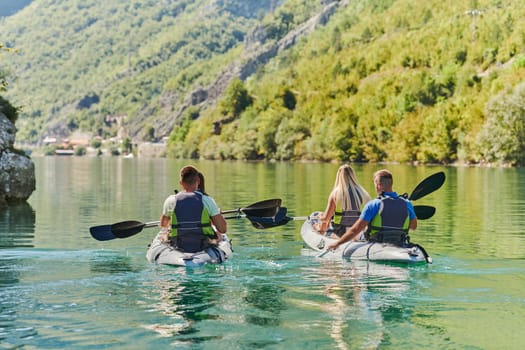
[318,164,371,236]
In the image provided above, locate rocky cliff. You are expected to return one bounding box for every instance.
[0,112,35,208]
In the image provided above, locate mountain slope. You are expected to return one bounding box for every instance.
[1,0,284,141]
[2,0,525,165]
[168,0,525,165]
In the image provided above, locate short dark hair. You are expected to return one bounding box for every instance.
[180,166,199,185]
[374,169,393,187]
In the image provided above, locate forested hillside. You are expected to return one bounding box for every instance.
[173,0,525,165]
[0,0,286,141]
[2,0,525,165]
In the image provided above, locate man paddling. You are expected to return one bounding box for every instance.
[327,169,417,250]
[160,165,227,253]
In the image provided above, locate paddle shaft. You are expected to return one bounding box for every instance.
[275,205,433,223]
[143,221,160,228]
[131,214,256,229]
[317,250,331,258]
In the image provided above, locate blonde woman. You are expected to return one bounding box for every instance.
[318,164,371,237]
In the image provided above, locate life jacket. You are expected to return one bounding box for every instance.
[366,193,410,239]
[168,191,215,253]
[333,188,362,226]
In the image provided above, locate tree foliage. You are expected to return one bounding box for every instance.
[1,0,277,142]
[476,82,525,165]
[219,78,253,119]
[3,0,525,165]
[176,0,525,165]
[0,43,19,123]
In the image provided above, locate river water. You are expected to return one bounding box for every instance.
[1,157,524,349]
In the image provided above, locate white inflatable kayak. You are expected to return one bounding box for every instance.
[146,233,233,267]
[301,212,431,264]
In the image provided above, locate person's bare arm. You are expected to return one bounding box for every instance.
[160,214,171,229]
[409,218,417,230]
[159,214,171,242]
[318,195,336,232]
[210,214,227,240]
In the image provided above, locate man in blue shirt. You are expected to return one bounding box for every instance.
[327,169,417,250]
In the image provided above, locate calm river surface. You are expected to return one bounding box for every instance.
[1,157,524,349]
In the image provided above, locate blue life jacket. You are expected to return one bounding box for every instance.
[367,194,410,237]
[168,191,214,253]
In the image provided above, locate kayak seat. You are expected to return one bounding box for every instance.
[367,230,408,247]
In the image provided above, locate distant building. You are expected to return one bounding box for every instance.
[43,136,57,145]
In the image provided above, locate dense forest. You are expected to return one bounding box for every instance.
[2,0,525,165]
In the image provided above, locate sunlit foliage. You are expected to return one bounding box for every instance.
[180,0,525,165]
[2,0,525,165]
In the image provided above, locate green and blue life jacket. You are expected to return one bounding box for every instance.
[168,191,215,253]
[367,194,410,237]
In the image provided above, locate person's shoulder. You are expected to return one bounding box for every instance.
[391,192,411,202]
[165,194,176,201]
[202,194,218,204]
[367,197,383,204]
[363,198,381,210]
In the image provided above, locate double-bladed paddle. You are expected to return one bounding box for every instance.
[249,171,446,229]
[89,198,282,241]
[248,203,437,229]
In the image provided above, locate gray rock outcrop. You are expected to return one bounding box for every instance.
[0,113,35,208]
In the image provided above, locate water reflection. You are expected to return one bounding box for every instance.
[13,157,525,348]
[142,269,224,345]
[0,203,37,346]
[0,202,35,248]
[304,258,412,349]
[0,265,20,345]
[244,282,286,326]
[89,252,138,274]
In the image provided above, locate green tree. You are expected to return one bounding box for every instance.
[143,125,155,142]
[476,82,525,165]
[0,44,19,124]
[122,137,132,153]
[219,78,253,118]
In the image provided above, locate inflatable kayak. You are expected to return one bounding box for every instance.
[301,212,431,264]
[146,233,233,267]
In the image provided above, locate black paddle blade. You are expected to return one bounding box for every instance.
[241,198,282,217]
[414,205,436,220]
[409,172,446,201]
[111,220,146,238]
[246,207,290,229]
[90,225,117,241]
[248,217,291,229]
